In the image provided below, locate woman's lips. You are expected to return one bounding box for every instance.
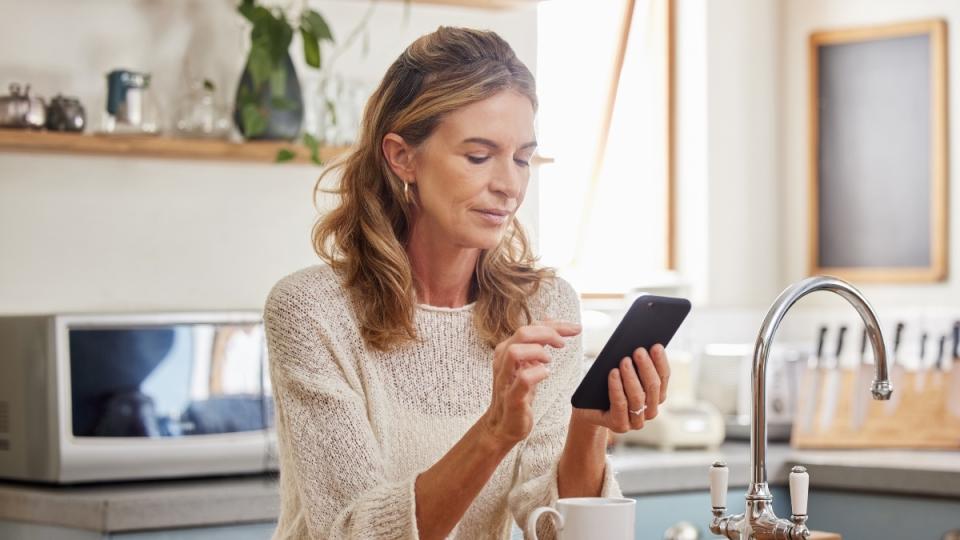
[473,209,509,225]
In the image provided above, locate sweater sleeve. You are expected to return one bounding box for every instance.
[507,278,622,540]
[264,281,420,540]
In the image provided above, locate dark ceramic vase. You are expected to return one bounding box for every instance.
[233,51,304,141]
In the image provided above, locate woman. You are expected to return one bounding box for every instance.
[263,26,670,540]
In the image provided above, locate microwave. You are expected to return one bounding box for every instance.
[0,312,277,484]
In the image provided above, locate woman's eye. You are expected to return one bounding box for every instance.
[514,158,530,167]
[467,155,490,164]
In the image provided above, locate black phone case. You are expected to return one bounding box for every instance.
[571,295,691,411]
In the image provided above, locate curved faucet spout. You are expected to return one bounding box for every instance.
[750,276,892,488]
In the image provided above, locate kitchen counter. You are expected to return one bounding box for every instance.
[0,473,280,533]
[2,443,959,533]
[609,442,960,498]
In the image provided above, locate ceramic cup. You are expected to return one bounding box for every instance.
[525,497,636,540]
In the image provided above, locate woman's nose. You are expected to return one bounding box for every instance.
[490,157,524,199]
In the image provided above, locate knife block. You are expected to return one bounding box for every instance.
[791,366,960,449]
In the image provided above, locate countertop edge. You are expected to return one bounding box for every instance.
[3,443,960,532]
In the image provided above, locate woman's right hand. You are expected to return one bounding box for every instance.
[479,320,582,447]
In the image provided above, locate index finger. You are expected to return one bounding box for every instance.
[536,319,582,338]
[510,325,566,349]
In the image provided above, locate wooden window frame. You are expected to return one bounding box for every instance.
[578,0,676,300]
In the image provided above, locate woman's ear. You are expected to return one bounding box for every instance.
[382,133,416,184]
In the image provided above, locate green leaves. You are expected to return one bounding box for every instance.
[237,1,334,74]
[245,46,271,89]
[300,10,334,69]
[238,0,292,88]
[275,148,296,163]
[302,10,334,42]
[273,134,324,166]
[302,133,323,166]
[269,66,287,99]
[270,96,297,111]
[237,0,259,23]
[267,14,293,65]
[238,2,333,85]
[301,27,321,68]
[324,98,337,128]
[241,103,268,137]
[235,1,335,141]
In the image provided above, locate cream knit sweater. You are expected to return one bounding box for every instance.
[263,264,621,540]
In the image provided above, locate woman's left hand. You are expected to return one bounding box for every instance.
[571,344,670,433]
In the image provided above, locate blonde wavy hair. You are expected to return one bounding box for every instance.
[312,26,555,351]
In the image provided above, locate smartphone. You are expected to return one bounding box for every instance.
[571,294,691,410]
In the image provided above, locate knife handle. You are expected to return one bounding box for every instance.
[893,322,905,366]
[835,325,848,362]
[816,326,828,362]
[860,327,869,363]
[938,335,947,370]
[953,322,959,360]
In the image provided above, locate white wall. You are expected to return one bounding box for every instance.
[7,0,949,325]
[667,0,960,357]
[679,0,960,314]
[705,0,782,309]
[781,0,960,309]
[673,0,710,305]
[674,0,783,308]
[0,0,538,314]
[679,0,960,347]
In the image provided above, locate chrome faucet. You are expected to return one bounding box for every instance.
[708,276,893,540]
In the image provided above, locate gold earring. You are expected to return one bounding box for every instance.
[404,181,411,203]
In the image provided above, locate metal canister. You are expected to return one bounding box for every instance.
[46,94,86,132]
[0,83,46,129]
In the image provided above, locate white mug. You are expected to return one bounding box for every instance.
[525,497,636,540]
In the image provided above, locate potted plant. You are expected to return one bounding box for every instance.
[233,0,334,144]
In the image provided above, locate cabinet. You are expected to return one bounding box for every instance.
[630,487,960,540]
[3,487,959,539]
[0,521,275,540]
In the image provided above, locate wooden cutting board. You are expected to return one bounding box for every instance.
[811,532,841,540]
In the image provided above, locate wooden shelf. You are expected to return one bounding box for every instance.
[0,129,554,167]
[0,129,349,165]
[402,0,541,9]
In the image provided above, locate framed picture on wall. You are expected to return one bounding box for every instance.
[808,19,948,283]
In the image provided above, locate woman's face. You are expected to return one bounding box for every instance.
[405,90,537,250]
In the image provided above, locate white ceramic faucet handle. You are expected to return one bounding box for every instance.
[789,465,809,517]
[709,461,728,509]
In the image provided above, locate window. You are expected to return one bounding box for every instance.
[536,0,673,295]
